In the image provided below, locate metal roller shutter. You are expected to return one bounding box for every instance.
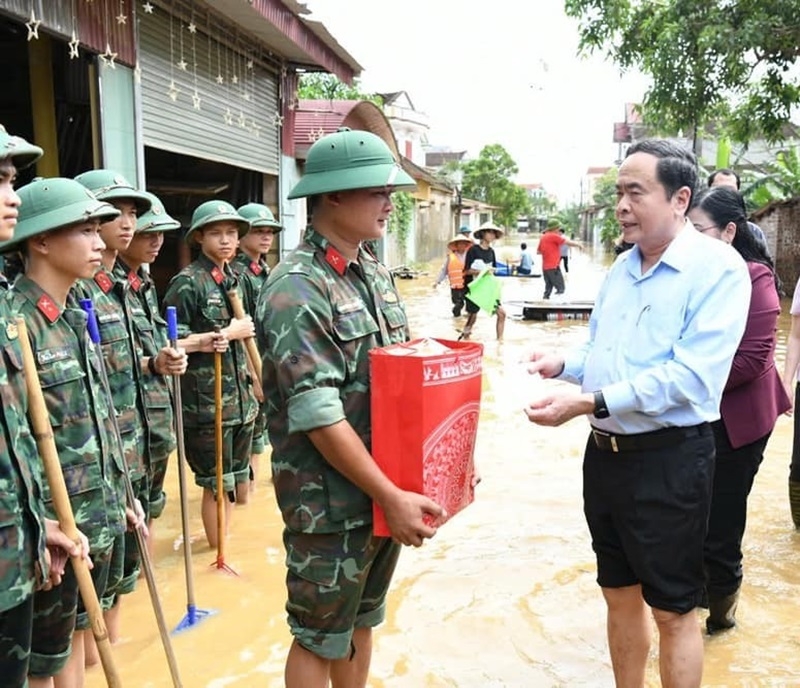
[139,9,279,174]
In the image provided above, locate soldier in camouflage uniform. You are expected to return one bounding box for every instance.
[255,128,444,688]
[72,169,156,654]
[0,127,90,688]
[162,200,258,549]
[232,202,282,491]
[118,191,186,553]
[0,177,132,687]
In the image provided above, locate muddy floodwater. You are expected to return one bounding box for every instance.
[87,244,799,687]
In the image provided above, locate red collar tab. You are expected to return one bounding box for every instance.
[324,245,347,276]
[210,266,224,284]
[36,294,60,323]
[249,261,262,276]
[94,270,113,293]
[127,271,142,292]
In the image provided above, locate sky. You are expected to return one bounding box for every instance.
[304,0,651,204]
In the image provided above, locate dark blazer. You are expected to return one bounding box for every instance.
[721,261,791,448]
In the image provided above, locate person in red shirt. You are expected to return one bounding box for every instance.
[537,220,581,299]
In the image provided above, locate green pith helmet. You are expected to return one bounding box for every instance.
[287,127,416,199]
[74,169,152,215]
[186,199,249,242]
[237,202,282,232]
[0,124,43,169]
[0,177,120,253]
[136,191,181,233]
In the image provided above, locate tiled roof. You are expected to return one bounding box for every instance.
[293,99,399,159]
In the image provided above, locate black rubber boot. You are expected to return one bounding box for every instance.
[706,590,739,635]
[789,479,800,529]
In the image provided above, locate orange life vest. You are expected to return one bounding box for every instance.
[447,252,465,289]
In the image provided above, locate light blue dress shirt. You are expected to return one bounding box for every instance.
[561,221,751,434]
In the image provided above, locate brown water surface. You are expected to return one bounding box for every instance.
[87,245,800,687]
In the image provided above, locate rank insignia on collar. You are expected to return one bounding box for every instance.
[128,271,142,291]
[94,270,113,293]
[5,321,18,340]
[210,266,224,284]
[325,245,347,276]
[37,294,60,323]
[249,261,262,276]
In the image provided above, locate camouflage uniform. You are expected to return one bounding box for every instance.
[113,258,175,519]
[231,250,269,455]
[8,277,127,677]
[255,228,410,659]
[0,275,48,688]
[73,268,147,596]
[162,253,257,491]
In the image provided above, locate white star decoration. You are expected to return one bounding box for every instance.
[307,127,325,142]
[177,59,188,71]
[192,92,201,110]
[168,81,180,101]
[223,108,234,126]
[232,75,238,85]
[100,43,118,69]
[215,74,224,85]
[143,2,154,13]
[238,111,247,128]
[272,113,284,128]
[68,32,80,59]
[116,13,127,25]
[25,9,41,41]
[188,22,197,34]
[246,60,253,70]
[243,92,251,102]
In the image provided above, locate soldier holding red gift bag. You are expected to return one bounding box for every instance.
[256,128,445,688]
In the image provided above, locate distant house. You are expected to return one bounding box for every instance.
[289,98,455,266]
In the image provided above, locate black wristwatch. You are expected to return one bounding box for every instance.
[593,390,610,419]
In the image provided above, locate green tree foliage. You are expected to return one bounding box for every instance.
[460,144,532,229]
[564,0,800,144]
[555,203,582,237]
[296,73,382,105]
[387,191,414,262]
[592,167,620,246]
[743,146,800,207]
[530,193,557,225]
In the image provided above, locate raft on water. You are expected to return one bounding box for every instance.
[504,298,594,321]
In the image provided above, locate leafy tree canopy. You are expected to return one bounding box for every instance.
[296,73,382,105]
[591,166,620,245]
[461,144,532,229]
[564,0,800,144]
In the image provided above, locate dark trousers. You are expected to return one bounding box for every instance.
[561,255,569,272]
[542,268,565,299]
[704,420,770,598]
[791,385,800,481]
[450,287,465,316]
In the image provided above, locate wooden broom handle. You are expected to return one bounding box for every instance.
[227,288,263,401]
[16,317,122,687]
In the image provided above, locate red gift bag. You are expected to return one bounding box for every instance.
[369,338,483,537]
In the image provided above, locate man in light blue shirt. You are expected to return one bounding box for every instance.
[526,139,750,688]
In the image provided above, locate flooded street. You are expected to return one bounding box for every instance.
[87,243,799,687]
